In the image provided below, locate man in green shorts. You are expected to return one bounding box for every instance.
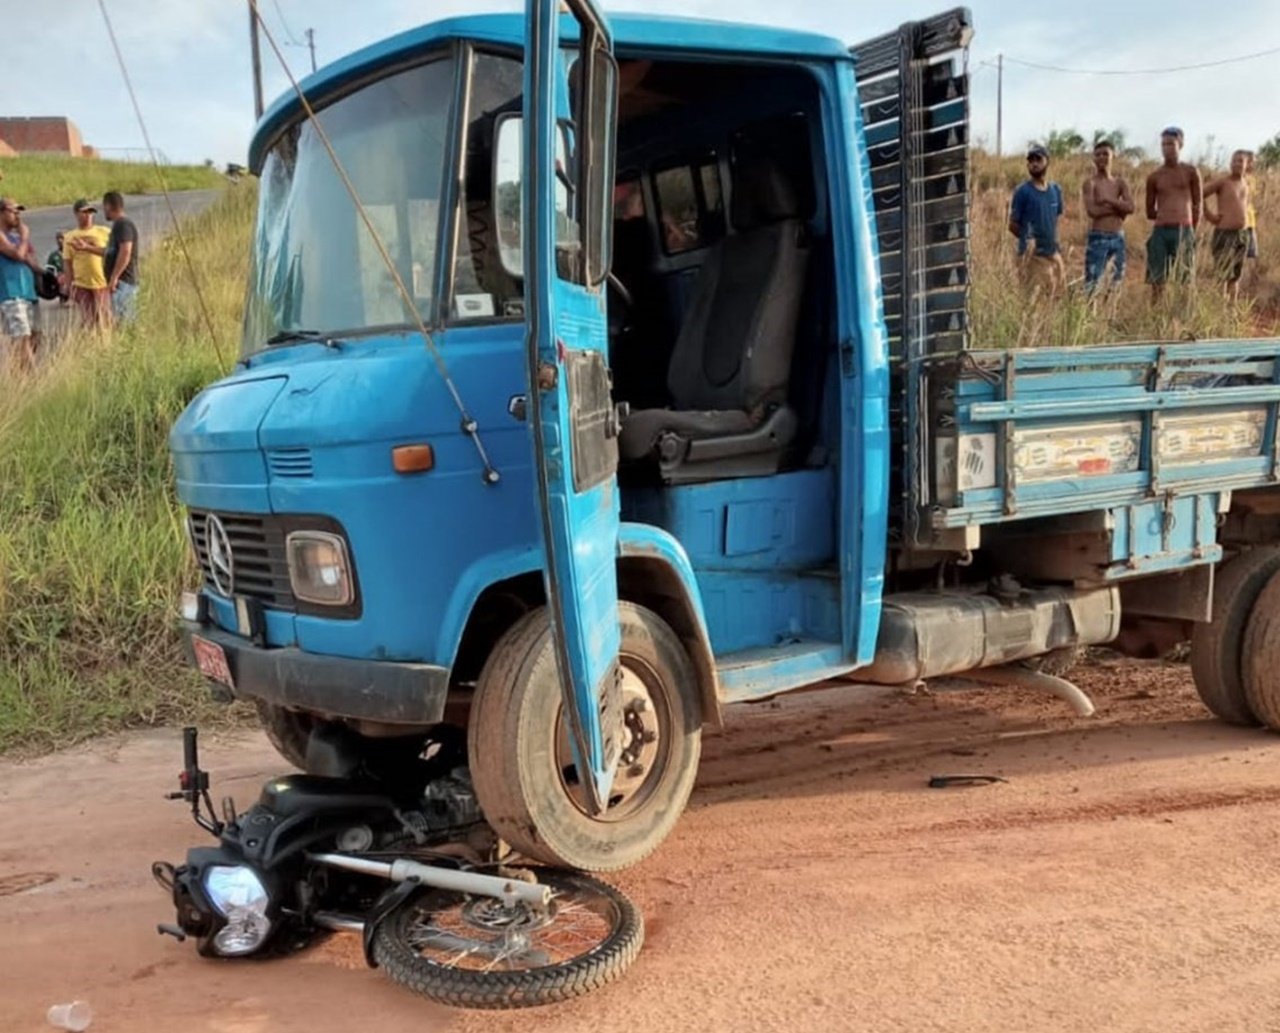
[1144,127,1201,299]
[1204,150,1252,303]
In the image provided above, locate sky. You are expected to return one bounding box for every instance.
[3,0,1278,168]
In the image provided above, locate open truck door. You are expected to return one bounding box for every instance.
[521,0,622,815]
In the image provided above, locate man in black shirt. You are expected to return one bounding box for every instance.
[102,190,139,324]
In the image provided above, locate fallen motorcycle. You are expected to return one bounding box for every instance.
[153,727,642,1009]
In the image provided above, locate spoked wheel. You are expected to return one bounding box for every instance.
[371,869,643,1009]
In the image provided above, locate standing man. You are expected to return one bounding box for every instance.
[1203,150,1252,303]
[0,197,45,369]
[1008,144,1065,296]
[102,192,139,323]
[61,198,112,329]
[1081,139,1135,292]
[1144,127,1202,299]
[1244,150,1259,265]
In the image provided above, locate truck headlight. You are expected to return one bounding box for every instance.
[285,531,354,606]
[203,865,273,956]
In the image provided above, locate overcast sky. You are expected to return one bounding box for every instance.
[4,0,1278,167]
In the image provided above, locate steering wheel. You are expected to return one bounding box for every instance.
[605,270,635,341]
[606,270,634,309]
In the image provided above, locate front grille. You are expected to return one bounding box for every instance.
[267,447,314,479]
[189,510,296,610]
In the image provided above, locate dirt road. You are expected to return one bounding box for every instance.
[4,656,1280,1033]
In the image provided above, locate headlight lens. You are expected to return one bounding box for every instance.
[203,865,272,956]
[285,531,354,606]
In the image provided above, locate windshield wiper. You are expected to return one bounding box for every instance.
[265,329,325,345]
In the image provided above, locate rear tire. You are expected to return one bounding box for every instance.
[1241,569,1280,731]
[468,602,701,872]
[1189,548,1280,726]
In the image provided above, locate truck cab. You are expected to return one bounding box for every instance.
[174,3,1280,872]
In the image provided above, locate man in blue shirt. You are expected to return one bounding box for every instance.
[0,197,43,370]
[1008,145,1065,296]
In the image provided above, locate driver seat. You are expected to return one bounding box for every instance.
[618,157,809,484]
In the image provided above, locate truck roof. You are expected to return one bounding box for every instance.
[251,12,850,164]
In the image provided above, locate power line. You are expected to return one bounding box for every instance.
[1000,43,1280,76]
[269,0,303,46]
[95,0,226,367]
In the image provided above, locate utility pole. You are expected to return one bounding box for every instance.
[996,53,1004,158]
[306,28,317,73]
[248,0,264,120]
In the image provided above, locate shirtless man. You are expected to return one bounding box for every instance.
[1144,127,1202,299]
[1081,140,1135,292]
[1204,149,1251,302]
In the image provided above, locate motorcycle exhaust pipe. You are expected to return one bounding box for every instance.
[313,912,365,934]
[309,853,552,908]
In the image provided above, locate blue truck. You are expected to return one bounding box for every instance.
[173,2,1280,873]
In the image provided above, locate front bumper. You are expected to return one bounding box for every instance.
[181,621,449,726]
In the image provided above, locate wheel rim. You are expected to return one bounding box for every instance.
[397,880,621,973]
[552,654,671,822]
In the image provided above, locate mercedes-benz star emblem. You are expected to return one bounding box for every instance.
[205,514,235,596]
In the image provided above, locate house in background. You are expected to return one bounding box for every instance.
[0,117,97,158]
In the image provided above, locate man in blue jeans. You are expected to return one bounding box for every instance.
[1008,145,1065,295]
[1081,139,1135,292]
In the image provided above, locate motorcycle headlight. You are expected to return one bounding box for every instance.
[285,531,354,607]
[203,865,273,956]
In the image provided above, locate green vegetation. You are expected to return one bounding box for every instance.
[0,187,250,752]
[971,151,1280,348]
[0,153,225,209]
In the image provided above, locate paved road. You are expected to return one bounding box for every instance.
[21,189,221,267]
[18,189,220,346]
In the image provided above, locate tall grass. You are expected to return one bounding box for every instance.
[970,151,1280,349]
[0,154,225,209]
[0,187,250,752]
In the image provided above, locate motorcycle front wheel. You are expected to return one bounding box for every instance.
[371,868,642,1009]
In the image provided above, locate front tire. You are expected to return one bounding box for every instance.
[468,603,701,872]
[254,700,312,769]
[372,869,642,1009]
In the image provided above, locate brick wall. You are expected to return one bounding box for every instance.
[0,118,85,156]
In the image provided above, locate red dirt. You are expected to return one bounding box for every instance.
[4,656,1280,1032]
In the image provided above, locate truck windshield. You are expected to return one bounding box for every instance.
[243,55,455,355]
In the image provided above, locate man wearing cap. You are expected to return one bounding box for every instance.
[1008,145,1065,295]
[1144,127,1202,298]
[0,197,44,369]
[62,198,112,329]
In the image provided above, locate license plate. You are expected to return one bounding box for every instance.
[192,636,235,691]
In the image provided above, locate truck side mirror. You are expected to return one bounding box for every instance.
[493,114,579,281]
[494,114,525,279]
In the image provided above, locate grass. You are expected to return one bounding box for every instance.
[0,153,225,210]
[970,151,1280,349]
[0,186,250,753]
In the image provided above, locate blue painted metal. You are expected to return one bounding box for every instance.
[250,14,850,167]
[621,470,836,572]
[830,61,890,666]
[697,571,841,654]
[175,323,543,664]
[1105,493,1223,577]
[938,338,1280,529]
[171,374,286,514]
[717,641,854,702]
[522,0,621,813]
